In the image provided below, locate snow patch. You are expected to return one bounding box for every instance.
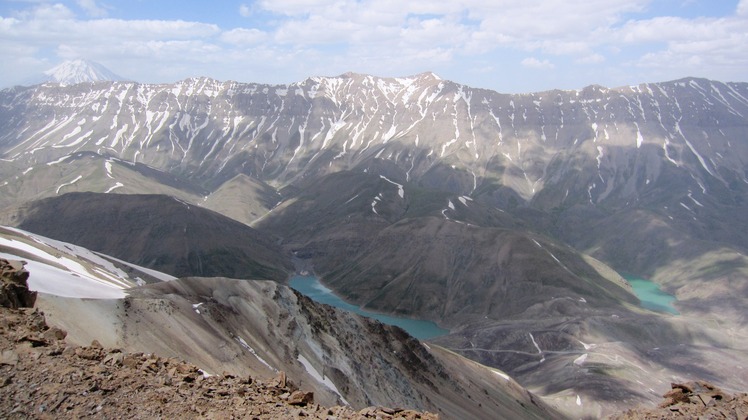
[493,370,510,381]
[297,354,349,405]
[573,353,588,366]
[56,175,83,194]
[688,192,704,207]
[529,332,544,362]
[635,122,644,148]
[379,175,404,198]
[371,194,380,215]
[236,337,276,372]
[578,340,595,350]
[0,235,130,299]
[343,194,360,205]
[46,154,72,166]
[105,182,123,193]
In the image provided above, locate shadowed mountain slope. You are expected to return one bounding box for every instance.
[10,192,292,280]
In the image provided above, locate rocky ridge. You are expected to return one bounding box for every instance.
[612,381,748,419]
[0,258,438,419]
[0,308,436,419]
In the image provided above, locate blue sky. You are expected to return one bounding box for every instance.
[1,0,747,93]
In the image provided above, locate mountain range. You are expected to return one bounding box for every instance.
[1,67,747,418]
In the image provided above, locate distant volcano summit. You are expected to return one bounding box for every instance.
[40,59,126,85]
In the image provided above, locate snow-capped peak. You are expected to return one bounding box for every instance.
[42,59,126,86]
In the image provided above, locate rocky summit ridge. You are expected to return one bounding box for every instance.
[0,258,437,419]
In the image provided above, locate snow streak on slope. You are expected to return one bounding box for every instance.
[1,75,747,207]
[380,175,404,198]
[297,354,349,405]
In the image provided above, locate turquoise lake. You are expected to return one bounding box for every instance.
[624,274,679,315]
[289,275,449,340]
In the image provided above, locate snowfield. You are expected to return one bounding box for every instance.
[0,226,170,299]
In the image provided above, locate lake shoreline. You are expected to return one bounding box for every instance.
[289,274,449,340]
[621,273,679,315]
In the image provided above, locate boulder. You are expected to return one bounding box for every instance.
[0,259,36,309]
[288,390,314,406]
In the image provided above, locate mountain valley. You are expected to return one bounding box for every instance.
[1,70,748,418]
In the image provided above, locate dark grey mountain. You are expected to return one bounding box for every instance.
[8,192,292,281]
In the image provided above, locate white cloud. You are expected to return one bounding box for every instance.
[220,28,267,46]
[521,57,555,69]
[257,0,343,17]
[470,0,649,43]
[610,10,748,83]
[576,53,605,64]
[738,0,748,17]
[1,0,747,91]
[18,3,77,20]
[76,0,108,18]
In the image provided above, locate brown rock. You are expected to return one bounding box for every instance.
[274,370,287,388]
[75,346,103,361]
[358,407,377,417]
[43,327,67,342]
[0,349,18,365]
[17,332,48,347]
[612,380,748,420]
[175,362,198,375]
[288,390,314,406]
[0,259,36,309]
[102,351,124,366]
[0,305,447,420]
[380,406,403,415]
[122,354,141,369]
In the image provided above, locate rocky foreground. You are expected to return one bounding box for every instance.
[3,256,748,419]
[0,306,436,419]
[0,259,435,419]
[612,381,748,420]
